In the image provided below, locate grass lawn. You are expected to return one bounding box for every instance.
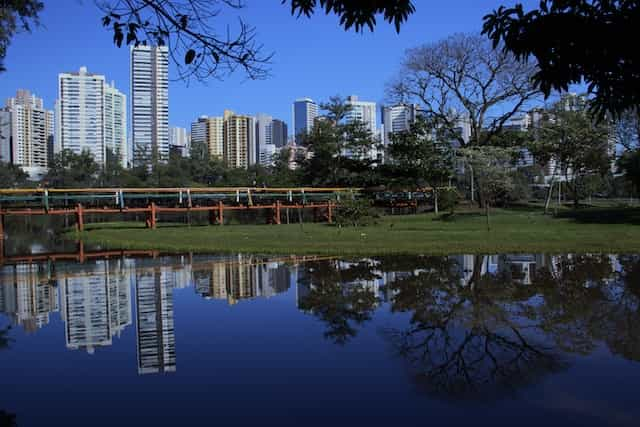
[73,207,640,255]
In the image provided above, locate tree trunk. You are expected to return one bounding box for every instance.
[485,202,490,231]
[544,180,555,215]
[434,189,439,215]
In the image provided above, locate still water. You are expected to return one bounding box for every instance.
[1,248,640,426]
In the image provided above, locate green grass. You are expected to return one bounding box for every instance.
[73,208,640,256]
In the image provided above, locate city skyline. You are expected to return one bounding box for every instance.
[0,1,520,132]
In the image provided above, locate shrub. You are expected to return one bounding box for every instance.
[437,188,460,213]
[334,197,378,227]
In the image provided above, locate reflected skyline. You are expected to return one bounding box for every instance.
[1,251,639,389]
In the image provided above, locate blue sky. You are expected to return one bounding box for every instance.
[1,0,534,132]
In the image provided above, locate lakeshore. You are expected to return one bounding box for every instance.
[74,207,640,255]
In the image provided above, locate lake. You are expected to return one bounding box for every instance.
[1,244,639,426]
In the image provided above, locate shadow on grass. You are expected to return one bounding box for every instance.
[556,207,640,225]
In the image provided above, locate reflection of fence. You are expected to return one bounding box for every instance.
[0,187,347,233]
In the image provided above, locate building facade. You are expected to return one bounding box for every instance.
[345,95,377,134]
[5,90,53,178]
[223,110,255,169]
[131,45,169,168]
[169,126,189,157]
[293,98,318,143]
[0,108,12,163]
[190,116,224,159]
[103,82,127,167]
[271,119,288,148]
[381,103,421,146]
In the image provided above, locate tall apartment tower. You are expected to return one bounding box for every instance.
[131,45,169,168]
[57,68,105,164]
[104,82,127,166]
[0,108,11,163]
[255,113,274,165]
[293,98,318,143]
[57,68,127,168]
[135,269,176,374]
[345,95,377,134]
[223,110,255,169]
[381,103,421,145]
[190,116,223,159]
[4,90,53,178]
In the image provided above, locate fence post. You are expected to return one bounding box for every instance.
[327,202,333,224]
[76,204,84,232]
[275,200,281,225]
[218,201,224,225]
[148,203,157,229]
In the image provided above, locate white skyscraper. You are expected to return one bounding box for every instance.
[5,90,53,178]
[131,45,169,168]
[255,113,276,166]
[169,126,189,157]
[381,104,421,145]
[345,95,377,134]
[57,69,126,168]
[57,67,106,164]
[104,82,127,167]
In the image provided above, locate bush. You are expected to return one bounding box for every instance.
[437,188,460,213]
[334,197,378,227]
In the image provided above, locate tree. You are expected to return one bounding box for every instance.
[618,149,640,193]
[529,96,611,209]
[385,116,455,209]
[388,33,540,149]
[0,161,29,187]
[483,0,640,118]
[459,146,518,228]
[298,96,381,187]
[45,149,100,188]
[0,0,43,72]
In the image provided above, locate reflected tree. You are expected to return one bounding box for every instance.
[0,326,12,350]
[0,410,17,427]
[297,260,380,345]
[385,255,565,398]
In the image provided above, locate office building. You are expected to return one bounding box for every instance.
[293,98,318,142]
[345,95,377,134]
[169,126,189,157]
[381,103,421,145]
[271,119,288,148]
[131,45,169,168]
[223,110,255,168]
[5,90,53,178]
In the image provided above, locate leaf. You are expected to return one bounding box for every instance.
[102,16,111,27]
[185,49,196,64]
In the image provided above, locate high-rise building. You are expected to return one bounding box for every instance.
[135,269,176,374]
[255,113,275,166]
[5,90,53,178]
[223,110,255,168]
[169,126,189,157]
[131,45,169,168]
[103,82,127,167]
[381,103,421,145]
[0,108,11,163]
[57,68,106,164]
[345,95,377,134]
[57,68,126,168]
[271,119,288,148]
[293,98,318,143]
[190,116,223,159]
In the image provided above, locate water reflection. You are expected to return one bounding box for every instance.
[1,252,640,399]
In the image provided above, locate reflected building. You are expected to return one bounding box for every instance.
[0,264,59,333]
[60,260,131,354]
[135,269,176,374]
